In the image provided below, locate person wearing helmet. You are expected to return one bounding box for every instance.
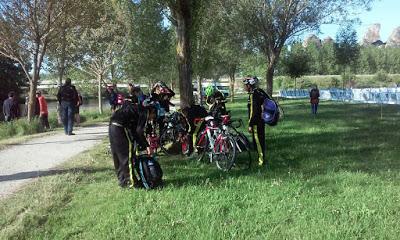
[205,85,227,119]
[109,86,157,189]
[243,76,268,166]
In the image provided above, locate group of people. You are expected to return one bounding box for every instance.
[2,78,83,135]
[108,77,270,188]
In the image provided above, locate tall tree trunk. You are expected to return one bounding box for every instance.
[197,76,203,105]
[172,1,193,109]
[27,71,39,120]
[98,74,103,114]
[229,68,236,102]
[58,26,67,86]
[266,63,274,97]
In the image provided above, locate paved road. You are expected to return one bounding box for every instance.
[0,124,108,198]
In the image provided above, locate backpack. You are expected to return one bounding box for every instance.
[259,90,280,126]
[60,85,77,102]
[135,156,163,189]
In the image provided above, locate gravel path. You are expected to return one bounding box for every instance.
[0,124,108,198]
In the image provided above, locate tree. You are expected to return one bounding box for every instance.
[74,1,127,114]
[334,23,360,88]
[124,1,175,88]
[283,44,310,89]
[0,0,79,120]
[0,56,28,101]
[220,0,373,96]
[163,0,207,108]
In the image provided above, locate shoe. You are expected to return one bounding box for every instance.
[133,180,144,189]
[68,133,76,135]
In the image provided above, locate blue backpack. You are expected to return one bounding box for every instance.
[261,92,280,126]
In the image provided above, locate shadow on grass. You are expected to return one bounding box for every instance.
[0,167,111,182]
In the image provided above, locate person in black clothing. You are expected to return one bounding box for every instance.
[57,78,78,135]
[109,95,157,188]
[181,104,208,155]
[107,86,118,112]
[310,85,320,115]
[206,89,227,120]
[243,76,267,166]
[3,91,20,122]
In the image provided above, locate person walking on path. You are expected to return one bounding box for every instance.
[3,91,20,122]
[243,76,267,167]
[57,78,78,135]
[310,85,320,115]
[36,91,50,129]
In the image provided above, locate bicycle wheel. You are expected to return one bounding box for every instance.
[214,134,236,171]
[195,130,209,162]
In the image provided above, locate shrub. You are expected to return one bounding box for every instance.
[374,70,391,85]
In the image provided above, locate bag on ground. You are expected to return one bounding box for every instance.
[135,156,163,189]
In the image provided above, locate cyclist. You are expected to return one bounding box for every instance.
[205,86,227,119]
[243,76,267,166]
[109,87,157,189]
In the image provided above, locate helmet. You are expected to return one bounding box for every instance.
[205,86,214,97]
[243,76,258,86]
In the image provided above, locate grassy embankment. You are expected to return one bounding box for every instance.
[1,99,400,239]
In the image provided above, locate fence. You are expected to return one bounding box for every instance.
[279,88,400,105]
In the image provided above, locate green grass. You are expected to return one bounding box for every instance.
[1,99,400,239]
[0,110,111,142]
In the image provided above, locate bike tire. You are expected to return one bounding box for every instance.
[215,134,236,171]
[195,130,209,162]
[160,129,178,155]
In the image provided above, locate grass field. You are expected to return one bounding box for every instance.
[1,99,400,239]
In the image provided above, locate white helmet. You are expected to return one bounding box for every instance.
[243,76,258,86]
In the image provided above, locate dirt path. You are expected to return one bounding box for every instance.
[0,124,108,198]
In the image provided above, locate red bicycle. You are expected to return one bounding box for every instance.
[195,116,236,171]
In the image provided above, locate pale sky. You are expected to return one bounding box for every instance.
[315,0,399,42]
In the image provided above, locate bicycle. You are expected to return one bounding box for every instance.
[195,116,236,171]
[159,111,189,155]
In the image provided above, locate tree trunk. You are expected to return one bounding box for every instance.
[197,77,203,105]
[229,68,236,102]
[266,63,275,97]
[58,26,67,86]
[27,71,39,120]
[172,1,193,109]
[98,74,103,114]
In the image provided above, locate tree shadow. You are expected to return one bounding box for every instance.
[0,167,111,182]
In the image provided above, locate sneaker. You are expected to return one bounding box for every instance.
[68,133,76,136]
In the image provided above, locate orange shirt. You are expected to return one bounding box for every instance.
[37,96,48,115]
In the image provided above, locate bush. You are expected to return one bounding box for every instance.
[374,70,391,85]
[330,77,340,88]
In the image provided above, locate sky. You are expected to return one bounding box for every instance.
[311,0,400,42]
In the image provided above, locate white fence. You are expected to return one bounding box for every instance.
[279,88,400,105]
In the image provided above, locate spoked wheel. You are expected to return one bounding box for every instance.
[195,130,209,162]
[214,135,236,171]
[160,129,178,155]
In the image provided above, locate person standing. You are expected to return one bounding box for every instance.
[36,91,50,129]
[243,76,267,166]
[57,78,78,135]
[310,85,320,115]
[75,93,83,126]
[107,86,117,112]
[3,91,20,122]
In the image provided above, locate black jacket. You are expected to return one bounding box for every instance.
[57,84,78,105]
[3,98,19,119]
[110,100,149,149]
[248,88,268,126]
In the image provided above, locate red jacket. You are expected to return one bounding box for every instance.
[37,96,48,115]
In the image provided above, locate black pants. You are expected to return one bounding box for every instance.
[40,114,50,129]
[252,123,266,166]
[109,124,136,187]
